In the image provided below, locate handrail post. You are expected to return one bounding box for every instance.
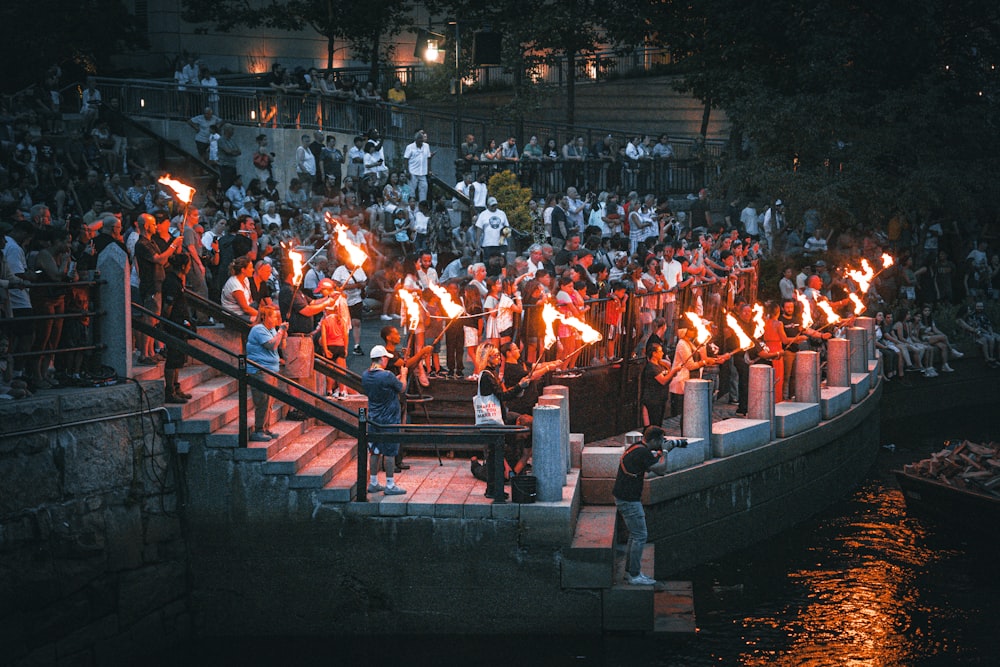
[238,355,248,448]
[357,408,368,502]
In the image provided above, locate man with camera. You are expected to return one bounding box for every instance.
[613,426,687,586]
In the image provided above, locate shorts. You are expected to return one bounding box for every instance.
[498,326,514,340]
[367,425,400,457]
[463,325,479,348]
[142,292,162,318]
[348,302,363,319]
[283,335,315,379]
[325,345,347,361]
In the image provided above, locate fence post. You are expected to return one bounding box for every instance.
[357,407,368,502]
[238,355,248,448]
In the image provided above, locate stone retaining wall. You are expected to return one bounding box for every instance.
[1,381,191,666]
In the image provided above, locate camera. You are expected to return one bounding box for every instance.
[668,439,688,449]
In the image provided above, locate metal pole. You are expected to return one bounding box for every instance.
[357,407,368,502]
[238,355,248,448]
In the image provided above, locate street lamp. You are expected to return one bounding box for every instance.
[424,38,440,63]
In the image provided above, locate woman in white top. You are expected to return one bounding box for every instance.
[220,256,257,321]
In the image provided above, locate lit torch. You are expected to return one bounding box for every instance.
[397,288,422,332]
[157,175,195,206]
[881,253,894,269]
[846,258,875,294]
[426,283,466,348]
[725,312,754,351]
[797,293,814,330]
[848,292,866,316]
[685,311,713,347]
[328,216,368,269]
[816,299,842,325]
[751,303,766,339]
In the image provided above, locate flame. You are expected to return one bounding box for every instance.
[157,175,195,205]
[848,292,866,315]
[797,292,813,330]
[288,248,304,285]
[397,288,422,331]
[881,253,894,269]
[751,303,766,339]
[560,313,603,344]
[685,311,712,346]
[847,258,875,293]
[540,302,561,350]
[326,212,368,267]
[726,312,754,350]
[817,299,841,324]
[427,283,464,319]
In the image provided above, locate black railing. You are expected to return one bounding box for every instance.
[7,277,107,368]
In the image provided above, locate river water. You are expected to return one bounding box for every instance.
[161,407,997,666]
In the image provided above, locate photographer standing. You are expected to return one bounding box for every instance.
[614,427,685,585]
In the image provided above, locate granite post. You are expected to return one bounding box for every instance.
[97,243,132,379]
[827,338,851,388]
[682,379,713,443]
[855,316,876,360]
[846,327,867,374]
[748,364,775,439]
[532,405,564,502]
[794,350,820,403]
[541,385,571,473]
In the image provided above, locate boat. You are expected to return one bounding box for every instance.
[893,440,1000,526]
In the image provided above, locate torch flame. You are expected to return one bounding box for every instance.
[797,292,813,330]
[725,312,754,351]
[427,284,464,319]
[560,314,603,344]
[751,303,766,339]
[157,175,195,205]
[881,253,894,269]
[847,258,875,293]
[541,302,560,350]
[397,289,422,331]
[817,299,841,324]
[685,311,712,346]
[326,213,369,268]
[287,248,304,285]
[848,292,866,315]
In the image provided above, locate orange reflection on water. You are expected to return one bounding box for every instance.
[734,483,961,666]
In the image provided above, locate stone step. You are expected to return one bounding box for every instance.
[603,544,656,631]
[203,400,291,447]
[652,581,696,634]
[319,465,359,503]
[165,375,240,421]
[225,416,313,459]
[288,439,358,489]
[175,394,250,435]
[562,506,617,589]
[262,426,340,474]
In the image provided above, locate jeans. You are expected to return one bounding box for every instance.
[615,499,647,577]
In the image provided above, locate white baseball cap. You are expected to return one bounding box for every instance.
[369,345,393,359]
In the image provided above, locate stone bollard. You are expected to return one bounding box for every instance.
[748,364,775,439]
[846,327,867,374]
[532,405,565,502]
[97,243,133,380]
[827,338,851,387]
[682,379,713,443]
[855,316,876,360]
[542,385,571,473]
[794,350,821,403]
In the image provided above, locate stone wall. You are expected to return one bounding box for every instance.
[0,381,192,665]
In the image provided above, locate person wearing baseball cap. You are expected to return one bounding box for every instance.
[361,344,407,495]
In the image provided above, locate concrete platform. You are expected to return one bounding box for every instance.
[653,581,696,634]
[604,544,655,631]
[820,386,852,419]
[851,372,872,402]
[562,506,616,589]
[710,418,771,457]
[774,402,820,438]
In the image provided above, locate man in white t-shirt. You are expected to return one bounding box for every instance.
[332,259,368,355]
[403,129,435,203]
[475,197,510,263]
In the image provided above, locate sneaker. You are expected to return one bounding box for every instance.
[353,345,364,356]
[923,367,938,378]
[136,355,158,366]
[380,314,393,321]
[950,348,964,359]
[626,572,657,586]
[263,429,279,439]
[249,431,271,442]
[465,373,479,381]
[164,393,188,404]
[940,363,955,373]
[384,485,407,495]
[366,482,385,494]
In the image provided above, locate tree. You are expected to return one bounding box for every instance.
[181,0,414,81]
[0,0,146,92]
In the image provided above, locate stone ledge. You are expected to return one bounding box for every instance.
[820,386,852,420]
[774,402,820,438]
[851,372,872,402]
[710,418,771,457]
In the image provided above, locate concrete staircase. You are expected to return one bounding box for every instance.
[562,506,696,633]
[131,325,363,502]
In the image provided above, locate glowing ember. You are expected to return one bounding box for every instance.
[725,312,753,350]
[326,213,368,267]
[287,248,304,285]
[427,284,464,319]
[847,258,875,293]
[540,302,561,350]
[817,299,841,324]
[881,253,894,268]
[848,292,866,315]
[685,311,712,346]
[797,293,813,330]
[751,303,766,339]
[397,289,422,331]
[157,175,195,204]
[560,313,603,344]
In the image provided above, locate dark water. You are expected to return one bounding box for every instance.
[161,407,998,666]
